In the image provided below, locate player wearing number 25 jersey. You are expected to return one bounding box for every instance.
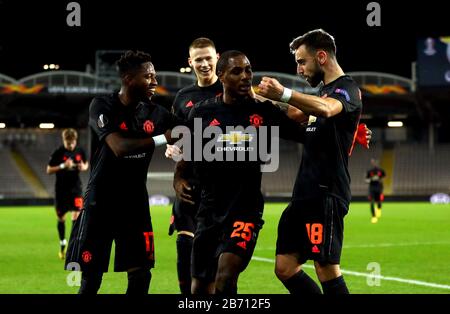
[183,50,305,294]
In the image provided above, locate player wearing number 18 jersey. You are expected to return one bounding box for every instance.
[257,29,362,294]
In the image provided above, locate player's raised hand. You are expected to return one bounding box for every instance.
[257,77,284,101]
[65,158,74,169]
[165,144,182,160]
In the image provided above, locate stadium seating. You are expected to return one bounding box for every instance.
[348,142,383,196]
[0,129,89,198]
[0,150,34,198]
[393,143,450,195]
[1,129,449,200]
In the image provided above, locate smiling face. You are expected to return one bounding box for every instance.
[127,62,158,101]
[294,45,325,87]
[219,54,253,98]
[188,46,219,86]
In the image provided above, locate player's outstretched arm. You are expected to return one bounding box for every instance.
[257,76,343,118]
[105,129,172,158]
[254,91,309,124]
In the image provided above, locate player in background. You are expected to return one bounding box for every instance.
[168,38,222,294]
[366,158,386,223]
[47,128,88,259]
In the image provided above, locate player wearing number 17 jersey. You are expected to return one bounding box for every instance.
[65,51,177,294]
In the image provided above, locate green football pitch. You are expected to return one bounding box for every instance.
[0,202,449,294]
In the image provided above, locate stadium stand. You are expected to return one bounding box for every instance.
[1,70,449,203]
[0,129,89,198]
[2,128,450,201]
[261,139,302,197]
[348,143,384,196]
[147,146,177,197]
[393,143,450,195]
[0,149,34,198]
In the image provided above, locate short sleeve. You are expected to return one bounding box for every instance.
[48,149,60,166]
[88,97,119,142]
[327,83,362,115]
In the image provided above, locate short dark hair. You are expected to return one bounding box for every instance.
[189,37,216,50]
[289,29,336,56]
[116,50,152,78]
[216,50,246,75]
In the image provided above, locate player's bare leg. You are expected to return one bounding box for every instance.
[191,277,215,294]
[214,252,242,294]
[275,254,321,294]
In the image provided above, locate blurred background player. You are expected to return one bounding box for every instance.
[46,128,88,259]
[168,37,222,294]
[366,158,386,223]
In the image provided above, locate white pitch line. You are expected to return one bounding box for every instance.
[255,241,450,251]
[251,256,450,290]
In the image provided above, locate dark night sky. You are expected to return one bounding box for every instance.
[0,0,449,80]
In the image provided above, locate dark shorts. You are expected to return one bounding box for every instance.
[168,184,201,235]
[369,188,383,202]
[276,195,348,265]
[65,201,155,273]
[55,193,83,218]
[191,207,264,282]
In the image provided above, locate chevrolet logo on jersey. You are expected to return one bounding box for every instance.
[218,131,253,145]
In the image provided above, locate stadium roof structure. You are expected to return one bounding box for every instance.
[0,70,446,132]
